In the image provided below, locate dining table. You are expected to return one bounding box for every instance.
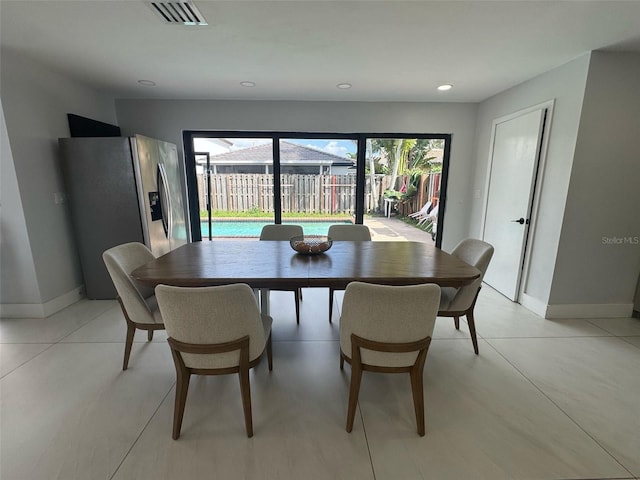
[132,240,481,314]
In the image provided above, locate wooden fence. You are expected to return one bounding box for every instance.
[196,173,440,215]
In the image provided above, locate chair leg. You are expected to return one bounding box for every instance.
[172,363,191,440]
[266,332,273,371]
[454,316,460,330]
[328,288,334,323]
[346,352,363,433]
[466,310,479,355]
[238,365,253,437]
[122,323,136,371]
[410,363,426,437]
[294,292,300,325]
[147,329,154,341]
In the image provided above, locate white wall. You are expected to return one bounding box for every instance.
[0,48,117,313]
[470,54,591,311]
[114,99,478,250]
[549,52,640,311]
[1,99,41,305]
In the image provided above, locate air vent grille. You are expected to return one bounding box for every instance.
[149,1,208,25]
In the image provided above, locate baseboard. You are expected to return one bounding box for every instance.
[0,286,84,318]
[545,302,634,319]
[519,293,547,317]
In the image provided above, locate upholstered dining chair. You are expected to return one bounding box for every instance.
[326,224,372,323]
[103,242,165,370]
[438,238,494,354]
[155,283,273,439]
[339,282,441,436]
[260,224,304,324]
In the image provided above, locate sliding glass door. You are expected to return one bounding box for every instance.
[184,131,450,247]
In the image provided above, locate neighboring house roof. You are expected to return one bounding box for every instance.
[204,141,353,166]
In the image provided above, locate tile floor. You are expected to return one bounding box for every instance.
[1,286,639,480]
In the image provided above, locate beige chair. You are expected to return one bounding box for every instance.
[326,224,372,323]
[438,238,494,354]
[103,242,165,370]
[339,282,440,436]
[260,224,304,324]
[155,283,273,439]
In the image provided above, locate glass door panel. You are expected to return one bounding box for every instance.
[193,137,273,239]
[279,138,357,236]
[364,137,445,244]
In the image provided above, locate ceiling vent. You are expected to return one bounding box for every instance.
[148,1,208,26]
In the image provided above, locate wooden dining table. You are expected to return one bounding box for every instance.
[132,240,480,313]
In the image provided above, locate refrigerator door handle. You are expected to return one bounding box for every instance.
[157,163,173,241]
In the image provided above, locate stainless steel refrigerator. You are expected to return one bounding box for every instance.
[59,135,189,299]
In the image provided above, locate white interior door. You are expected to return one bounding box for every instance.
[482,108,545,301]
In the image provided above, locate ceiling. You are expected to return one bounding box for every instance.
[2,1,640,103]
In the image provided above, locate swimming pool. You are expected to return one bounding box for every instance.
[200,220,351,238]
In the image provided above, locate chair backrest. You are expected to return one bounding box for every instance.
[155,283,267,369]
[103,242,156,324]
[416,201,432,215]
[340,282,440,368]
[447,238,494,311]
[259,224,303,241]
[328,224,371,241]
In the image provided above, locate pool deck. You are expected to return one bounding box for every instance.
[364,216,434,244]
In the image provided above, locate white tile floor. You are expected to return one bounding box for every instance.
[1,286,639,480]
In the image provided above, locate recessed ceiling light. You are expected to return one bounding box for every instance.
[336,83,352,89]
[240,81,256,87]
[437,84,453,91]
[138,80,156,86]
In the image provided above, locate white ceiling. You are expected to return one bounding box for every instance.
[2,1,640,103]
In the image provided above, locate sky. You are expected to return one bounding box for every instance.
[194,137,356,158]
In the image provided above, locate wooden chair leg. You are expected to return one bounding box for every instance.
[122,323,136,371]
[454,316,460,330]
[409,355,427,436]
[172,362,191,440]
[346,350,363,433]
[329,288,334,323]
[266,332,273,371]
[147,329,154,341]
[238,365,253,438]
[466,310,479,355]
[294,292,300,325]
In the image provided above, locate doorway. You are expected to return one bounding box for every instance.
[481,102,552,301]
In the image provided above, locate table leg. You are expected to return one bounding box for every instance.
[259,288,270,315]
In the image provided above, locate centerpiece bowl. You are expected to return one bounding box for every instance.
[289,235,333,255]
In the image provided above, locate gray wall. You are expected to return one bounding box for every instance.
[470,54,591,309]
[0,48,117,307]
[114,99,479,251]
[549,52,640,307]
[1,98,40,304]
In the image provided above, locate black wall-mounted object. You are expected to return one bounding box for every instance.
[67,114,121,137]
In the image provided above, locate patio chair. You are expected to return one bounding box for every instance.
[260,224,304,324]
[339,282,440,436]
[102,242,165,370]
[409,201,432,220]
[438,238,494,354]
[155,283,273,439]
[327,224,372,323]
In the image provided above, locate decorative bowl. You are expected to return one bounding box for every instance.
[289,235,333,255]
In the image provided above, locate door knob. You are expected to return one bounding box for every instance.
[511,217,526,224]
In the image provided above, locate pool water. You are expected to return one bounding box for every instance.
[200,220,351,238]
